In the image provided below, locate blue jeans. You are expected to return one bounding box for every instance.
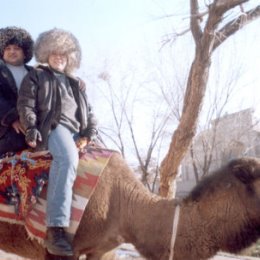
[46,124,79,227]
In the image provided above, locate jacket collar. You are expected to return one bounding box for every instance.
[37,64,79,85]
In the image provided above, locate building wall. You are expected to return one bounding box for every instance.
[176,108,260,198]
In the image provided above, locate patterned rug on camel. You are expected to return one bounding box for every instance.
[0,146,114,243]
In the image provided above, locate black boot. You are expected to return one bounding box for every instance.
[45,227,73,256]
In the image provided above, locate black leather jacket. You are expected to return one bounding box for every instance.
[0,59,32,138]
[17,65,97,150]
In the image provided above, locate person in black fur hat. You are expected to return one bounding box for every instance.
[0,26,34,156]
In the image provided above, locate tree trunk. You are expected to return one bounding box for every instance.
[159,56,211,197]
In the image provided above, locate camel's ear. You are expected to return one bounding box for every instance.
[229,159,255,184]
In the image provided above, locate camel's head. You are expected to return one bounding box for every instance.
[186,157,260,215]
[229,157,260,184]
[229,157,260,208]
[184,157,260,253]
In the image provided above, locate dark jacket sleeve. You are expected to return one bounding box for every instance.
[0,107,19,127]
[17,70,38,130]
[86,102,98,138]
[0,60,19,127]
[80,92,98,139]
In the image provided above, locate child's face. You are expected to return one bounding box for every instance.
[48,52,67,72]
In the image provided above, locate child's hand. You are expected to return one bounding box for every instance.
[25,128,42,148]
[76,137,88,150]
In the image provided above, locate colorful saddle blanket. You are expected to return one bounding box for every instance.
[0,147,114,243]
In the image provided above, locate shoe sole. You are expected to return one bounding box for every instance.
[45,242,73,257]
[46,247,74,256]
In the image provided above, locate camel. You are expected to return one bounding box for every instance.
[0,153,260,260]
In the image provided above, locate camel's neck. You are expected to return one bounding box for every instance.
[122,193,260,260]
[120,188,175,259]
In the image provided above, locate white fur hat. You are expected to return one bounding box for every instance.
[34,28,81,74]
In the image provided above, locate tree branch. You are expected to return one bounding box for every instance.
[190,0,203,46]
[213,0,249,11]
[213,5,260,50]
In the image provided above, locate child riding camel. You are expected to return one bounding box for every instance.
[17,28,98,256]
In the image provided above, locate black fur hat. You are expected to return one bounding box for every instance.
[0,26,34,63]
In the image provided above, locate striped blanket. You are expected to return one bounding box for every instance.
[0,147,114,243]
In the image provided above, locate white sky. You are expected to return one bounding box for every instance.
[2,1,259,98]
[1,0,181,61]
[1,0,260,157]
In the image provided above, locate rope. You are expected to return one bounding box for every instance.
[169,205,180,260]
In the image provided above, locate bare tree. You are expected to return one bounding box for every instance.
[98,67,172,192]
[159,0,260,197]
[97,71,131,158]
[125,106,171,191]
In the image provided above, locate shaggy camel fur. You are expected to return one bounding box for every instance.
[0,153,260,260]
